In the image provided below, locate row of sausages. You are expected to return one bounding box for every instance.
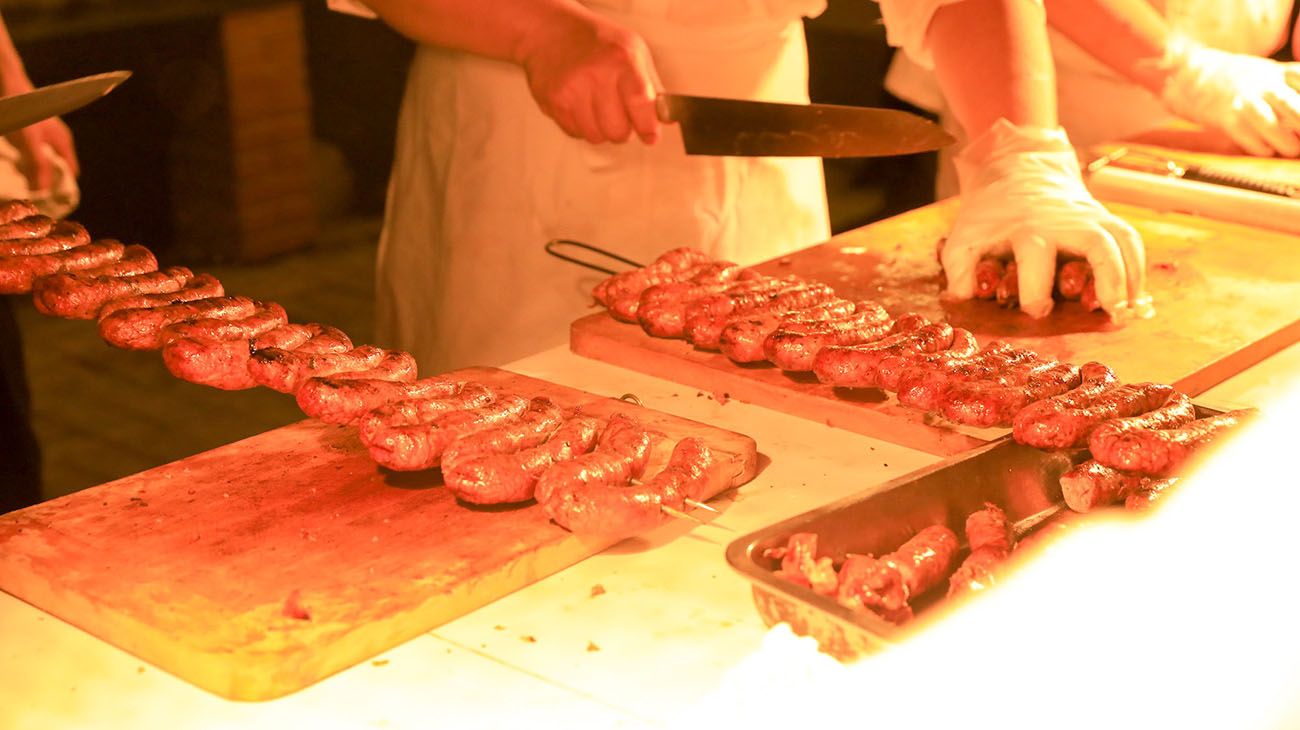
[1,201,728,539]
[594,248,1258,507]
[766,503,1017,625]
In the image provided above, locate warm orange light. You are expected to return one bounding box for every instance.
[690,379,1300,729]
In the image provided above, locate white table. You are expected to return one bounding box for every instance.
[3,341,1296,730]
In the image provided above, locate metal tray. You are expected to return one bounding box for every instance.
[725,403,1232,660]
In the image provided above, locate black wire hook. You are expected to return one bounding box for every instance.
[544,239,645,276]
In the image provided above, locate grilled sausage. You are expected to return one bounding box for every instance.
[97,273,225,320]
[939,361,1084,428]
[635,263,750,338]
[1011,362,1118,448]
[0,214,53,240]
[837,525,960,624]
[248,344,391,394]
[718,298,857,363]
[295,372,454,425]
[0,220,90,257]
[1057,260,1090,300]
[1012,381,1182,450]
[873,328,984,393]
[99,295,257,351]
[363,394,531,472]
[948,503,1016,598]
[811,318,951,388]
[1089,408,1258,477]
[593,248,712,307]
[763,302,894,372]
[443,415,603,505]
[766,532,839,596]
[974,257,1004,300]
[0,200,39,224]
[687,280,831,351]
[1125,478,1180,511]
[0,239,126,294]
[34,265,194,320]
[357,382,497,444]
[1060,460,1168,513]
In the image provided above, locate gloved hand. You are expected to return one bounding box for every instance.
[942,119,1150,320]
[518,12,663,145]
[1160,35,1300,158]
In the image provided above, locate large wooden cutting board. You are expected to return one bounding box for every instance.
[0,367,757,702]
[572,196,1300,455]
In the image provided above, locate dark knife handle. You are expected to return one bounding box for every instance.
[1183,165,1299,198]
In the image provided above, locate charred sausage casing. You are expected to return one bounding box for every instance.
[363,394,531,472]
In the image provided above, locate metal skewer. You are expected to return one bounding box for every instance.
[660,505,709,525]
[683,498,718,514]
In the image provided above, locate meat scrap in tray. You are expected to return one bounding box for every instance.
[1,201,733,540]
[764,503,1013,625]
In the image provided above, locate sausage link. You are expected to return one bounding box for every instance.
[542,437,720,538]
[1089,408,1257,477]
[593,248,712,307]
[534,414,653,508]
[100,295,257,351]
[58,243,157,279]
[444,415,602,505]
[811,319,951,388]
[1011,362,1118,447]
[974,257,1004,300]
[635,264,750,338]
[1012,381,1181,450]
[767,533,839,596]
[248,344,389,394]
[439,397,567,472]
[0,220,90,257]
[688,280,831,350]
[897,345,1047,411]
[1086,391,1198,467]
[296,375,460,425]
[321,350,419,383]
[0,200,38,224]
[682,277,798,343]
[0,214,53,240]
[97,273,225,320]
[0,239,126,294]
[158,300,287,346]
[1060,460,1166,513]
[719,297,855,363]
[948,503,1016,598]
[940,361,1084,428]
[873,328,985,393]
[995,261,1019,309]
[837,525,960,624]
[363,394,531,471]
[1057,260,1090,300]
[357,382,497,444]
[34,265,193,320]
[764,302,893,372]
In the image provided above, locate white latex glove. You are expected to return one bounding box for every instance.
[943,119,1150,320]
[1160,35,1300,158]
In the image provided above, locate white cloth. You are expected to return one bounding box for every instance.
[886,0,1294,166]
[365,1,831,374]
[0,139,78,218]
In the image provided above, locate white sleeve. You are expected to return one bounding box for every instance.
[327,0,378,19]
[876,0,1042,69]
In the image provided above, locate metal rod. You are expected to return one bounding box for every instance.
[543,239,645,276]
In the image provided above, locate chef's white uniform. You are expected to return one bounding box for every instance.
[883,0,1294,196]
[335,0,831,374]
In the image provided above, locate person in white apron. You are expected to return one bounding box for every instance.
[888,1,1299,196]
[332,0,830,375]
[877,0,1150,320]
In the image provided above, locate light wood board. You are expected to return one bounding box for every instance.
[572,196,1300,456]
[0,367,757,702]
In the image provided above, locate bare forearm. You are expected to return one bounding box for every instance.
[0,13,33,95]
[1044,0,1169,95]
[361,0,604,66]
[929,0,1057,137]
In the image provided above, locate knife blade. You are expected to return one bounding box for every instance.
[0,70,132,135]
[655,93,955,158]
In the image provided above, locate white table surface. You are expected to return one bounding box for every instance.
[3,339,1296,730]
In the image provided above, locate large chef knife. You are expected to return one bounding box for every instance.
[0,70,131,135]
[656,93,955,158]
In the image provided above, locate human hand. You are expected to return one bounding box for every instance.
[1160,36,1300,158]
[517,12,662,145]
[942,120,1150,320]
[6,116,78,192]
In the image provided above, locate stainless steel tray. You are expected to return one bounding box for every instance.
[725,402,1233,660]
[726,436,1077,659]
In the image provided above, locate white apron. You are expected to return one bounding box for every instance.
[375,0,831,374]
[884,0,1293,196]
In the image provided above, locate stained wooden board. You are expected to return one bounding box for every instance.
[572,195,1300,455]
[0,367,757,702]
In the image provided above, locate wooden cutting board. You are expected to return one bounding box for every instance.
[0,367,757,702]
[572,197,1300,455]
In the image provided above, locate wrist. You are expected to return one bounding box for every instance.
[955,118,1080,192]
